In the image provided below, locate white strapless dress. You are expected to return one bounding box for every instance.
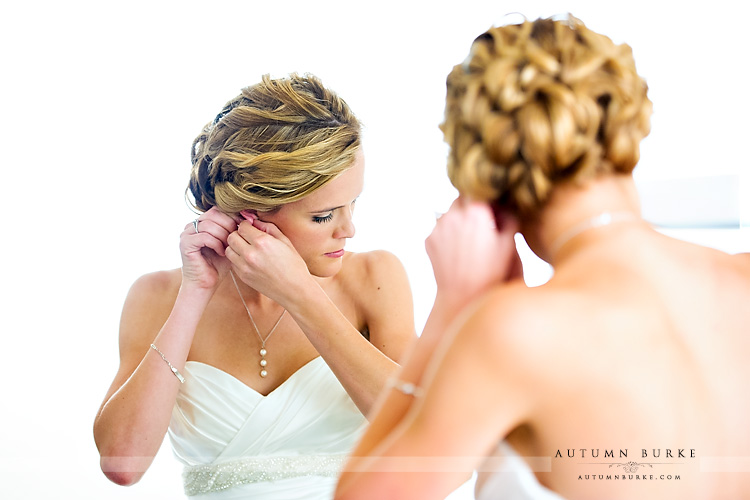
[168,357,367,499]
[475,442,566,500]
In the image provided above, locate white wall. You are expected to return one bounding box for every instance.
[1,1,748,498]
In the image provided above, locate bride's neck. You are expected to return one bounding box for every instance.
[223,271,277,310]
[524,174,644,264]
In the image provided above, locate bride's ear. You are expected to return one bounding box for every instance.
[239,210,258,221]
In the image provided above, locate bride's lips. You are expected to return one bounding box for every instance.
[325,249,345,258]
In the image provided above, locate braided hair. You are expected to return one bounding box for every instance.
[441,15,652,217]
[188,73,361,213]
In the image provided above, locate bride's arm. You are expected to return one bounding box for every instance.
[336,286,535,499]
[93,275,209,485]
[335,199,524,498]
[227,220,416,416]
[294,250,416,415]
[94,208,238,485]
[342,292,467,459]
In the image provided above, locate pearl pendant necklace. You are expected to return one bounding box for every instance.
[548,211,639,259]
[230,271,286,378]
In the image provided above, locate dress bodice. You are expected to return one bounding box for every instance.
[168,357,366,499]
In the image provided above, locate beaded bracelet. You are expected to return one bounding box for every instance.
[150,344,186,384]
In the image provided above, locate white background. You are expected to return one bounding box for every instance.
[1,1,748,499]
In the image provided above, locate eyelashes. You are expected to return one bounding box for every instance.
[313,213,334,224]
[312,199,357,224]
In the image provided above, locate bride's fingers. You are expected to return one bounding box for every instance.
[191,208,242,234]
[226,230,253,260]
[225,238,261,271]
[247,218,292,245]
[184,218,232,244]
[235,218,292,249]
[224,243,244,268]
[206,206,243,231]
[182,232,228,257]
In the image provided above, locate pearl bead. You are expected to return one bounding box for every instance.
[260,369,268,378]
[259,348,267,357]
[259,359,267,367]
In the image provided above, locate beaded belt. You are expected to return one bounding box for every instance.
[183,454,349,496]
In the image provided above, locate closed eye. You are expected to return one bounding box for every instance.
[313,213,334,224]
[311,197,358,224]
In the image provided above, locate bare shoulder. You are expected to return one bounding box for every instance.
[342,249,408,281]
[465,283,553,339]
[457,282,572,377]
[120,268,182,344]
[124,269,181,311]
[338,250,411,298]
[339,250,416,357]
[98,269,183,403]
[128,268,181,294]
[422,283,566,430]
[729,251,750,272]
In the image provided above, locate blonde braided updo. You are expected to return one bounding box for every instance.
[442,16,652,217]
[188,73,361,214]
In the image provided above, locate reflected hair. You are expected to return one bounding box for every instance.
[441,15,652,217]
[187,73,361,213]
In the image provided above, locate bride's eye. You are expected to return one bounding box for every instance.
[313,213,334,224]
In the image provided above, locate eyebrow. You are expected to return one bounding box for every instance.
[309,197,359,214]
[310,204,346,214]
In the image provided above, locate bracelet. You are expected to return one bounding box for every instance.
[389,378,424,397]
[150,344,186,384]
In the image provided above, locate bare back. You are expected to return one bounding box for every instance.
[504,228,750,499]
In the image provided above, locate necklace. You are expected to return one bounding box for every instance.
[548,211,639,260]
[229,271,286,378]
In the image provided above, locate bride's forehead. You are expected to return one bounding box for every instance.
[297,162,365,208]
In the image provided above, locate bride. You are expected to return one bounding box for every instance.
[335,15,750,500]
[93,73,416,499]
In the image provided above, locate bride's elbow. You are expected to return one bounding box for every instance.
[102,469,142,487]
[99,455,149,486]
[94,423,154,485]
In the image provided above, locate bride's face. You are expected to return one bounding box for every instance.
[259,149,364,278]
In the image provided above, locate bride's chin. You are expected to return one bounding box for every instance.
[307,259,344,279]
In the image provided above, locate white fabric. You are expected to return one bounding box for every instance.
[168,357,367,499]
[475,442,566,500]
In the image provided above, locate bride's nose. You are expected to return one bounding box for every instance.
[333,205,355,239]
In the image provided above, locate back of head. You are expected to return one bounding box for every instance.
[188,73,361,213]
[442,15,652,218]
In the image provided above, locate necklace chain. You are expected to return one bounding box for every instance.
[229,271,286,378]
[548,211,639,260]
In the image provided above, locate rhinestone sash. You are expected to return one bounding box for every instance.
[183,454,349,496]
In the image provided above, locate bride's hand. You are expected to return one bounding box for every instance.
[226,213,313,307]
[179,207,241,291]
[425,198,521,311]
